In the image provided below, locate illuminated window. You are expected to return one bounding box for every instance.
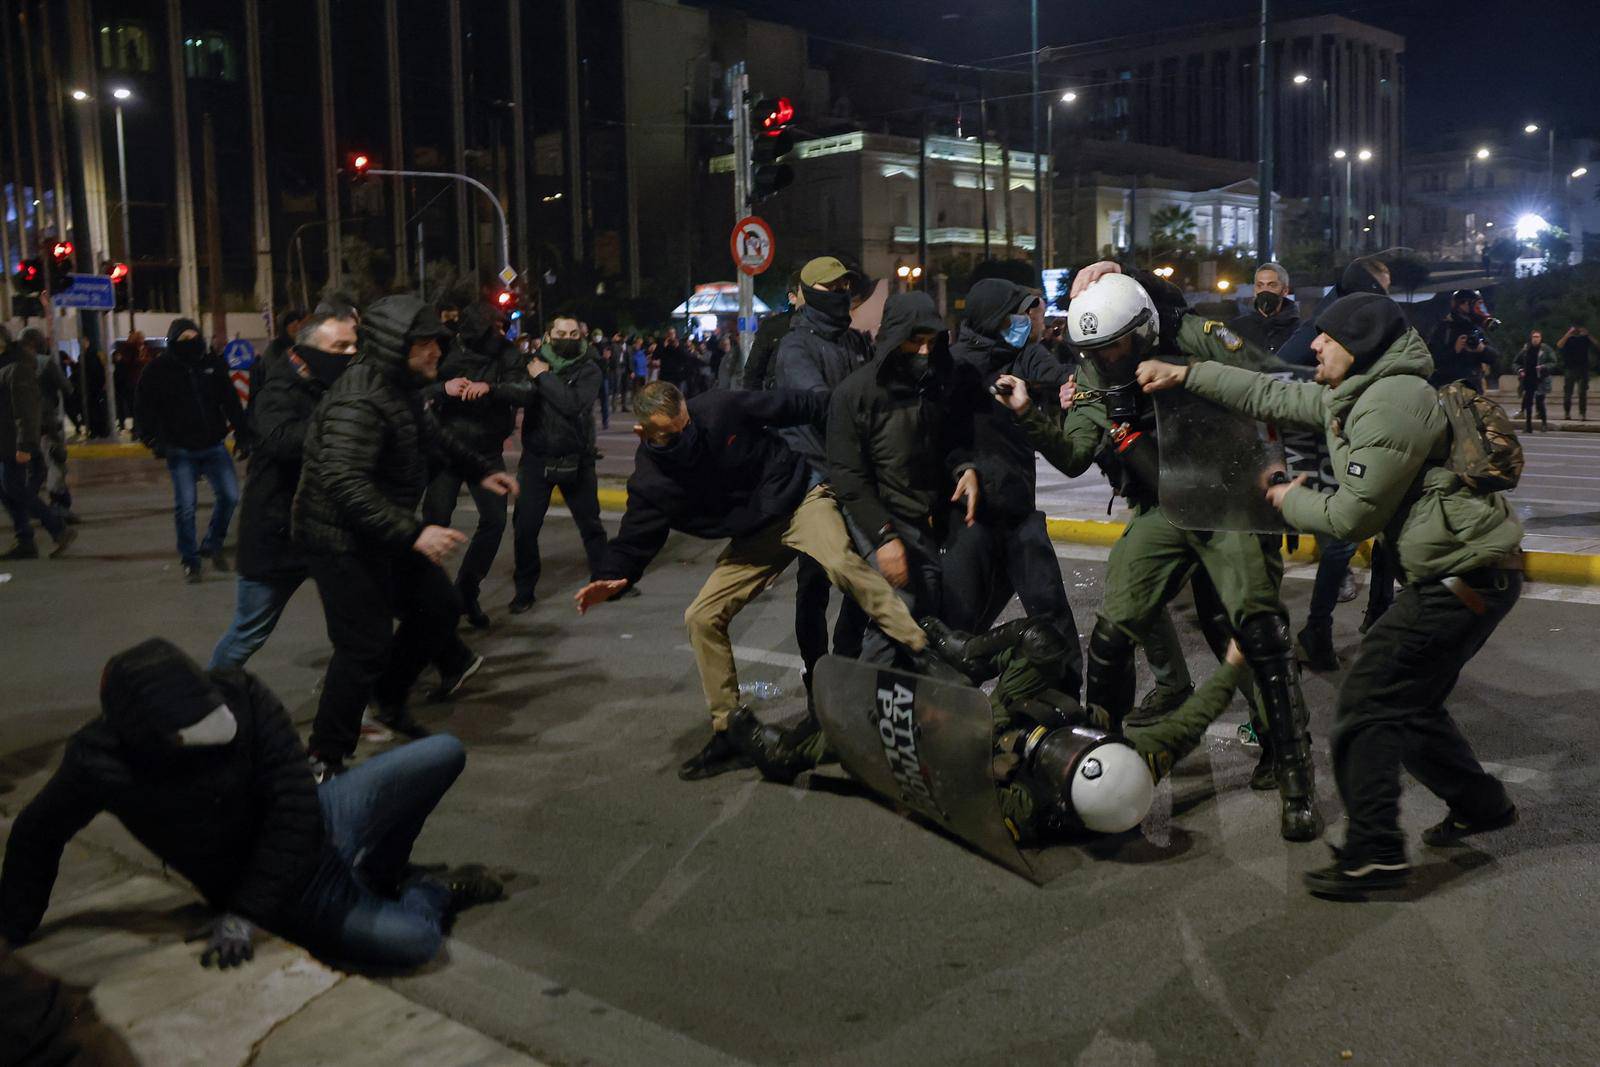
[97,23,154,73]
[184,33,239,82]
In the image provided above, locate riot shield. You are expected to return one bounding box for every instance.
[1155,389,1289,533]
[813,655,1037,882]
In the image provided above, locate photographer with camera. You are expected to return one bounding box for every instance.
[1427,289,1499,394]
[1556,325,1594,420]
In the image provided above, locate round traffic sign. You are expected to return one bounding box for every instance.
[730,216,775,276]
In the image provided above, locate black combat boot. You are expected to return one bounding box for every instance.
[1294,623,1340,672]
[1241,616,1321,843]
[726,708,814,785]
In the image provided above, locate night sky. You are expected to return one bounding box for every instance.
[702,0,1600,148]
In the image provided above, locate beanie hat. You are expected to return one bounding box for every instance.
[1314,293,1407,374]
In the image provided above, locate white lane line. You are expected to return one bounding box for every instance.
[1202,722,1544,783]
[630,780,760,933]
[675,643,808,672]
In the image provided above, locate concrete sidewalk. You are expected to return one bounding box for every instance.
[0,815,546,1067]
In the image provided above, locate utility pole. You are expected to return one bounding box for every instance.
[447,0,468,275]
[384,0,407,287]
[18,2,49,240]
[1031,0,1042,274]
[244,0,274,317]
[917,112,928,286]
[315,0,340,294]
[563,0,584,265]
[730,62,752,361]
[978,86,992,260]
[167,0,200,315]
[202,112,225,347]
[2,0,29,260]
[1255,0,1275,261]
[507,0,528,285]
[38,1,73,246]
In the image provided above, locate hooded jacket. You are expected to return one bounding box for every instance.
[770,301,871,479]
[0,640,324,943]
[594,388,826,584]
[826,292,974,553]
[1184,327,1523,582]
[132,319,249,452]
[427,303,528,454]
[293,295,494,555]
[0,336,41,457]
[947,278,1070,521]
[498,339,603,461]
[237,350,339,580]
[31,336,72,430]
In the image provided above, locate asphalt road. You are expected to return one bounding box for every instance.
[4,456,1600,1066]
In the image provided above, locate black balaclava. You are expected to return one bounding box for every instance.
[101,638,232,767]
[167,318,206,363]
[295,344,351,386]
[1314,293,1408,375]
[804,286,854,327]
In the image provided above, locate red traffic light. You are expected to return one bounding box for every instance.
[51,240,74,260]
[108,262,130,283]
[495,289,515,308]
[761,97,795,131]
[348,153,372,178]
[16,260,38,281]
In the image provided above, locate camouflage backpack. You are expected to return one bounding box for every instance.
[1436,382,1523,493]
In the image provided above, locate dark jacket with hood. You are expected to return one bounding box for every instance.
[1228,297,1301,355]
[426,303,527,456]
[946,278,1070,521]
[827,292,974,555]
[0,640,325,944]
[594,388,827,584]
[770,296,871,479]
[132,319,249,452]
[29,331,73,429]
[238,348,344,580]
[498,338,603,462]
[293,295,494,556]
[0,331,41,457]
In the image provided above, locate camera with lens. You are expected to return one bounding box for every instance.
[1464,327,1487,349]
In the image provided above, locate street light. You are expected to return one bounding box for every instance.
[1060,91,1076,104]
[1332,147,1375,254]
[1292,73,1309,85]
[113,87,131,102]
[1357,148,1373,162]
[70,89,88,102]
[1572,167,1589,180]
[1216,278,1232,292]
[1475,147,1491,160]
[109,88,136,326]
[1524,123,1540,135]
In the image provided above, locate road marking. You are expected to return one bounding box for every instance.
[1203,722,1543,783]
[676,643,808,672]
[630,780,759,932]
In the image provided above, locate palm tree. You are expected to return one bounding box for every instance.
[1148,205,1197,251]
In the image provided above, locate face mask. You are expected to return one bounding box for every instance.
[172,338,205,362]
[550,338,584,363]
[175,705,238,747]
[296,345,352,385]
[1254,291,1283,317]
[1003,314,1033,350]
[806,287,853,325]
[645,420,701,464]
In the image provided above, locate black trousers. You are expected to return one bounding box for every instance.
[794,553,868,679]
[512,457,608,601]
[421,464,508,601]
[942,509,1083,695]
[1520,389,1547,430]
[1333,567,1519,859]
[1563,371,1588,417]
[308,549,473,759]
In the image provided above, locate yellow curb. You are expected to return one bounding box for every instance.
[67,442,148,459]
[1523,551,1600,585]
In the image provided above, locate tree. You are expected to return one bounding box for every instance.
[1147,206,1197,255]
[1485,237,1521,277]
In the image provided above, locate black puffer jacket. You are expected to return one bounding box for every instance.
[1228,301,1301,355]
[132,318,249,451]
[770,302,871,479]
[0,640,324,942]
[500,344,603,461]
[427,303,526,455]
[594,388,826,584]
[293,296,494,555]
[237,353,330,580]
[827,292,974,554]
[947,279,1070,522]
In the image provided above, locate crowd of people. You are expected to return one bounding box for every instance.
[0,243,1538,978]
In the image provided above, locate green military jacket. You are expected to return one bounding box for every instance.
[1184,327,1522,583]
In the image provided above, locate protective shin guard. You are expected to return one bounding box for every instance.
[1239,613,1320,842]
[1086,618,1137,734]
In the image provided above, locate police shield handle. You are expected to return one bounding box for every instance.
[413,525,467,565]
[575,579,631,614]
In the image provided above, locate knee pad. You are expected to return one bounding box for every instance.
[1087,617,1135,669]
[1237,612,1291,662]
[1085,617,1137,718]
[1016,617,1073,667]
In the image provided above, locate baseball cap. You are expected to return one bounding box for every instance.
[800,256,854,287]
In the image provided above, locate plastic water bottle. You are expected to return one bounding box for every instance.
[738,681,784,701]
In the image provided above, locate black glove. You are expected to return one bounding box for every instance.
[192,913,255,969]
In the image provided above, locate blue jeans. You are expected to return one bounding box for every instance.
[209,575,304,669]
[0,456,65,545]
[1308,535,1358,627]
[166,443,240,564]
[280,735,466,968]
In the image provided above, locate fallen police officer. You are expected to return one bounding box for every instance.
[729,615,1248,849]
[0,639,504,970]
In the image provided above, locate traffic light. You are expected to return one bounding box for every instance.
[751,96,796,203]
[104,260,130,311]
[348,152,373,181]
[48,240,74,291]
[13,258,43,296]
[494,288,518,313]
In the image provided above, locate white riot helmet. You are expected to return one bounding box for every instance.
[1067,272,1159,353]
[1068,740,1155,833]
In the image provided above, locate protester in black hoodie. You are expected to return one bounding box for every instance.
[422,301,527,627]
[576,379,931,781]
[0,639,504,969]
[209,309,359,669]
[943,278,1081,690]
[134,318,251,582]
[293,295,520,778]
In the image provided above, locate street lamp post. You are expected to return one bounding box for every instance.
[1045,91,1077,268]
[1525,123,1556,196]
[113,88,135,335]
[1332,148,1374,255]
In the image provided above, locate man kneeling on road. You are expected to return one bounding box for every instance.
[0,639,504,970]
[575,381,936,781]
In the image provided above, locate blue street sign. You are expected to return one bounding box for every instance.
[53,273,116,310]
[223,338,257,371]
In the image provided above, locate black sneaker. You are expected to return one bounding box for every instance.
[1,541,39,560]
[461,595,491,630]
[204,546,231,572]
[678,730,753,781]
[442,863,505,913]
[432,653,484,702]
[48,526,78,558]
[1422,805,1518,848]
[1125,683,1194,728]
[508,596,536,615]
[374,703,433,739]
[1294,626,1341,672]
[1303,845,1410,899]
[182,560,203,583]
[308,753,347,784]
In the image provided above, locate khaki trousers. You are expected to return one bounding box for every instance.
[684,484,925,728]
